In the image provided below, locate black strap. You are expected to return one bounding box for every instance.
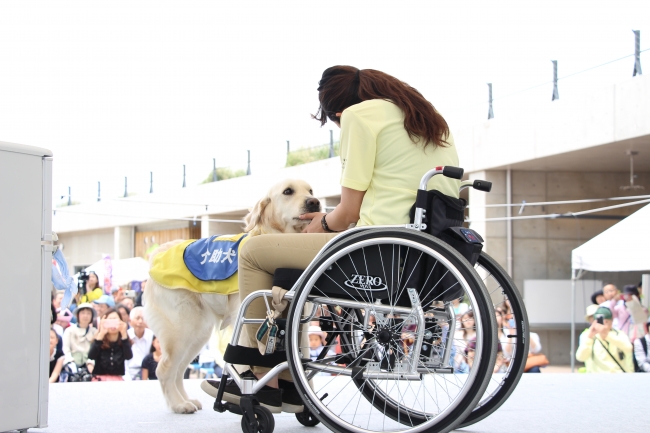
[595,337,627,373]
[223,344,287,368]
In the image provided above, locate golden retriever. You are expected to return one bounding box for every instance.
[143,179,321,414]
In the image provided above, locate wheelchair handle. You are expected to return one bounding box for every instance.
[417,166,464,190]
[459,179,493,193]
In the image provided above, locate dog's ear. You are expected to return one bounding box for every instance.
[244,196,271,234]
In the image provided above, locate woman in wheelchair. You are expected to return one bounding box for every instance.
[202,66,526,433]
[201,65,461,414]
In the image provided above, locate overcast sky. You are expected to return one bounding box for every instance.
[1,0,648,205]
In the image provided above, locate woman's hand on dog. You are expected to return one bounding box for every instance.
[300,212,327,233]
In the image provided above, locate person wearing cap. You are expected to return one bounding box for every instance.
[93,294,115,324]
[577,304,601,368]
[308,325,334,361]
[52,308,73,338]
[62,303,98,369]
[576,306,634,373]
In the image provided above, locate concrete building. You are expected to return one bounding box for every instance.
[51,74,650,366]
[460,74,650,364]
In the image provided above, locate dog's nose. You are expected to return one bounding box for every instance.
[306,198,321,209]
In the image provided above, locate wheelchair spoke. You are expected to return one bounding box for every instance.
[286,231,497,433]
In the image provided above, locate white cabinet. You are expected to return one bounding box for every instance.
[0,141,53,431]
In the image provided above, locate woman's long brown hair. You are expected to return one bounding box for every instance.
[313,66,449,148]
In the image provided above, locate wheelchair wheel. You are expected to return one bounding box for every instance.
[458,252,529,427]
[241,405,275,433]
[285,228,497,433]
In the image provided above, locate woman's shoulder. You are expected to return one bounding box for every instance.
[342,100,402,131]
[346,99,397,116]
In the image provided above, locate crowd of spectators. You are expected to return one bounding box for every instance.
[50,275,648,381]
[577,282,649,373]
[48,276,222,383]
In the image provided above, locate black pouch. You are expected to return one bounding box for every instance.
[396,190,482,306]
[439,227,484,266]
[409,190,466,237]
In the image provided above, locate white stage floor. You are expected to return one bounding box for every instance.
[20,374,650,433]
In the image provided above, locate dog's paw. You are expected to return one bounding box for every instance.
[171,401,198,414]
[188,399,202,410]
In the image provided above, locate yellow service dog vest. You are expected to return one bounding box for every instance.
[149,233,249,295]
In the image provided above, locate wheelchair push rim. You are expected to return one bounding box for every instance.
[286,229,497,433]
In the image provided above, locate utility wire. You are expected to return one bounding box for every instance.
[53,208,246,224]
[466,198,650,223]
[488,48,650,103]
[468,194,650,209]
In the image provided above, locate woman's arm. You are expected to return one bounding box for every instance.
[62,327,73,364]
[301,187,366,233]
[142,368,149,380]
[122,337,133,361]
[50,357,64,383]
[88,339,102,361]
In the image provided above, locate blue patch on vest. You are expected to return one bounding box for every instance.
[183,234,248,282]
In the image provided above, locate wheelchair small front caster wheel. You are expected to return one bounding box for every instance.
[295,409,320,427]
[241,405,275,433]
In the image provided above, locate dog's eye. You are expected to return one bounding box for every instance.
[283,188,294,195]
[309,189,313,195]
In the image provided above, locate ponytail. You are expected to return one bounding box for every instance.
[313,66,449,148]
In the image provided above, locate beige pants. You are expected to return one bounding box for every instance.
[239,233,338,379]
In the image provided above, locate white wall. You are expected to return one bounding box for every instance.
[456,74,650,173]
[524,279,602,326]
[57,229,114,270]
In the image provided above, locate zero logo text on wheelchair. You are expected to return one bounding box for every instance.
[344,274,388,291]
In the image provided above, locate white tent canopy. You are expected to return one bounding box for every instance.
[569,203,650,372]
[84,257,150,287]
[572,204,650,272]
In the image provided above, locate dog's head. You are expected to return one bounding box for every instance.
[244,179,321,236]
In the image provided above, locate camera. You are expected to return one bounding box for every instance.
[63,363,93,382]
[595,314,604,325]
[78,271,89,296]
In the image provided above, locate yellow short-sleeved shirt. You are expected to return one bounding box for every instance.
[339,99,460,226]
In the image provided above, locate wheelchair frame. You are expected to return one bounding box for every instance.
[212,166,527,433]
[219,166,463,393]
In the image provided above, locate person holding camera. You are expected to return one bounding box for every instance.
[576,306,634,373]
[77,271,104,305]
[87,308,133,381]
[62,303,98,372]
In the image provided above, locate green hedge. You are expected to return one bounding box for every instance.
[286,142,340,167]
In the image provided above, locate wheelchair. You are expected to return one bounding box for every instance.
[212,166,529,433]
